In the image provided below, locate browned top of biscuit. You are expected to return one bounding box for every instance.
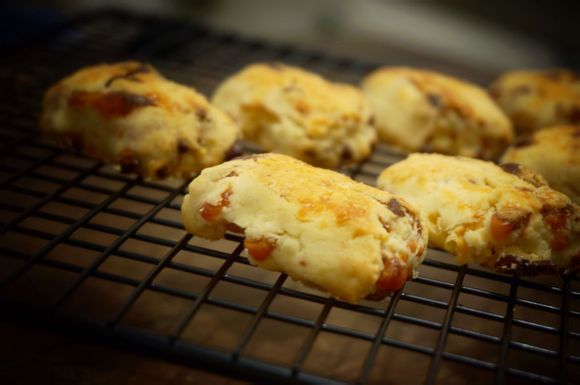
[364,67,509,126]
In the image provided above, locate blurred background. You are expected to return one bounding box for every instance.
[1,1,579,385]
[2,0,579,83]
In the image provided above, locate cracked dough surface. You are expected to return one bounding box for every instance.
[361,67,513,160]
[377,153,580,274]
[211,63,376,168]
[501,125,580,204]
[41,61,240,179]
[181,153,427,303]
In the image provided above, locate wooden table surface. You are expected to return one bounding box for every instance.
[0,321,250,385]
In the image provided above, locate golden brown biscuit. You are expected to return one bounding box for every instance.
[181,153,428,303]
[211,63,376,168]
[490,69,580,133]
[501,125,580,204]
[377,153,580,275]
[361,67,513,160]
[41,61,240,179]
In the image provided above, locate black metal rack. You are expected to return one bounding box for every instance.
[0,9,578,385]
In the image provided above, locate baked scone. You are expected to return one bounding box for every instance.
[490,69,580,133]
[181,153,427,302]
[377,154,580,275]
[211,63,376,168]
[41,61,240,179]
[501,125,580,204]
[361,67,513,160]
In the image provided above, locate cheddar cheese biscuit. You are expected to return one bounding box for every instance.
[41,61,240,179]
[490,69,580,133]
[211,63,376,168]
[361,67,513,160]
[181,153,427,302]
[502,125,580,204]
[377,153,580,274]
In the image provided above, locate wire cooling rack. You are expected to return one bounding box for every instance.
[0,9,579,385]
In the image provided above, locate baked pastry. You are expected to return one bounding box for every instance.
[41,61,240,179]
[377,153,580,275]
[490,69,580,133]
[361,67,513,160]
[501,125,580,204]
[211,63,376,168]
[181,153,427,302]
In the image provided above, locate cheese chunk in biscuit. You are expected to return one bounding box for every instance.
[212,63,376,168]
[41,61,240,179]
[181,153,427,303]
[377,154,580,275]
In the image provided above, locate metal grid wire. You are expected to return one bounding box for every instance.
[0,9,579,385]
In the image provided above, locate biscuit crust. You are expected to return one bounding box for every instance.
[377,154,580,275]
[361,67,513,160]
[181,153,427,303]
[212,63,376,168]
[41,61,240,179]
[490,69,580,133]
[502,125,580,204]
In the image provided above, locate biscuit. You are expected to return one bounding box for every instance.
[501,125,580,204]
[490,69,580,134]
[181,153,427,303]
[377,153,580,275]
[361,67,513,160]
[211,63,376,168]
[41,61,240,179]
